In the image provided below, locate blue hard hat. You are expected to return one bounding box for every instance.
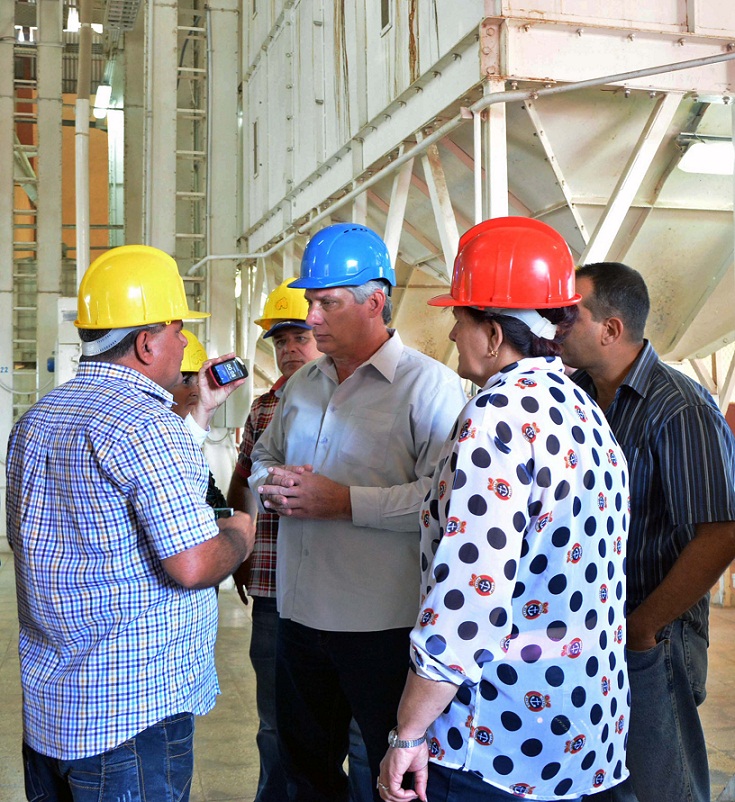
[291,223,396,289]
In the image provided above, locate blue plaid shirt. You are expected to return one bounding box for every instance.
[6,362,221,760]
[573,341,735,641]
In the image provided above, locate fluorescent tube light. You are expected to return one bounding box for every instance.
[679,141,734,176]
[93,83,112,119]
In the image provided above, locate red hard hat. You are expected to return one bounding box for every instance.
[428,217,581,309]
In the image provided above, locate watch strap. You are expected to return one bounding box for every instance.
[387,727,427,748]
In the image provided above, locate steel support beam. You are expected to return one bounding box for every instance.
[688,357,717,395]
[282,239,296,281]
[418,134,459,277]
[0,0,14,542]
[384,155,414,267]
[123,14,145,244]
[368,189,441,260]
[501,19,735,94]
[441,137,532,218]
[352,191,368,225]
[717,349,735,411]
[208,0,248,438]
[145,0,178,252]
[582,92,683,264]
[523,99,589,244]
[37,0,64,397]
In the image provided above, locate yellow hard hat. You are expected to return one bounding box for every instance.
[255,278,310,331]
[181,329,208,372]
[75,244,210,329]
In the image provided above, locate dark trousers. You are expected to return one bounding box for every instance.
[275,618,412,802]
[250,596,289,802]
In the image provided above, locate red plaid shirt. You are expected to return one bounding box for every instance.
[233,376,286,598]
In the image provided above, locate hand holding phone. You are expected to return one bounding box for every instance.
[208,356,248,386]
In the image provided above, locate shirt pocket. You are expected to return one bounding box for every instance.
[339,408,398,470]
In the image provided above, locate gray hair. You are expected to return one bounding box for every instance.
[345,280,393,324]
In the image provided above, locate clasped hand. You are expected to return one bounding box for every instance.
[257,465,352,520]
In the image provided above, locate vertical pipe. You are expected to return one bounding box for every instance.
[75,0,92,284]
[143,0,154,241]
[484,79,509,219]
[473,110,482,224]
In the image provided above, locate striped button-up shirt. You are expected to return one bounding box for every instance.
[6,362,221,760]
[572,341,735,640]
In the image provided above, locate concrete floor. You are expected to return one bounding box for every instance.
[1,552,734,801]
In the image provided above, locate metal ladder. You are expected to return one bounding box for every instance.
[12,43,39,420]
[175,2,209,316]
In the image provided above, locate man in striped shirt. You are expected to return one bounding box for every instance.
[562,261,735,802]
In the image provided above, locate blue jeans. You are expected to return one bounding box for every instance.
[250,598,374,802]
[22,712,194,802]
[276,618,412,802]
[584,619,709,802]
[428,763,582,802]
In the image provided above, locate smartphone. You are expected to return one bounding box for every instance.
[213,507,234,520]
[208,357,248,386]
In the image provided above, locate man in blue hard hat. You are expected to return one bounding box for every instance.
[249,223,467,801]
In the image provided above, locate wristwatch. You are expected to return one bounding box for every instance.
[387,727,427,748]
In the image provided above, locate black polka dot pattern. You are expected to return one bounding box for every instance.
[412,358,629,797]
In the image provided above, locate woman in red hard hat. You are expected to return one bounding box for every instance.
[377,218,630,802]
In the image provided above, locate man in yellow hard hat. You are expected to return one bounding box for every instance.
[6,245,255,801]
[172,330,229,511]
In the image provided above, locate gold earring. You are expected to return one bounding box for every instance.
[489,349,498,358]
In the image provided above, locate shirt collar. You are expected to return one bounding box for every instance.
[618,340,658,399]
[75,361,174,406]
[482,355,566,390]
[571,340,656,402]
[310,329,403,383]
[272,374,288,398]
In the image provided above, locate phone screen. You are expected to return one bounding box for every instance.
[209,357,248,386]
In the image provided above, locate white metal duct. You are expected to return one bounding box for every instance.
[103,0,142,31]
